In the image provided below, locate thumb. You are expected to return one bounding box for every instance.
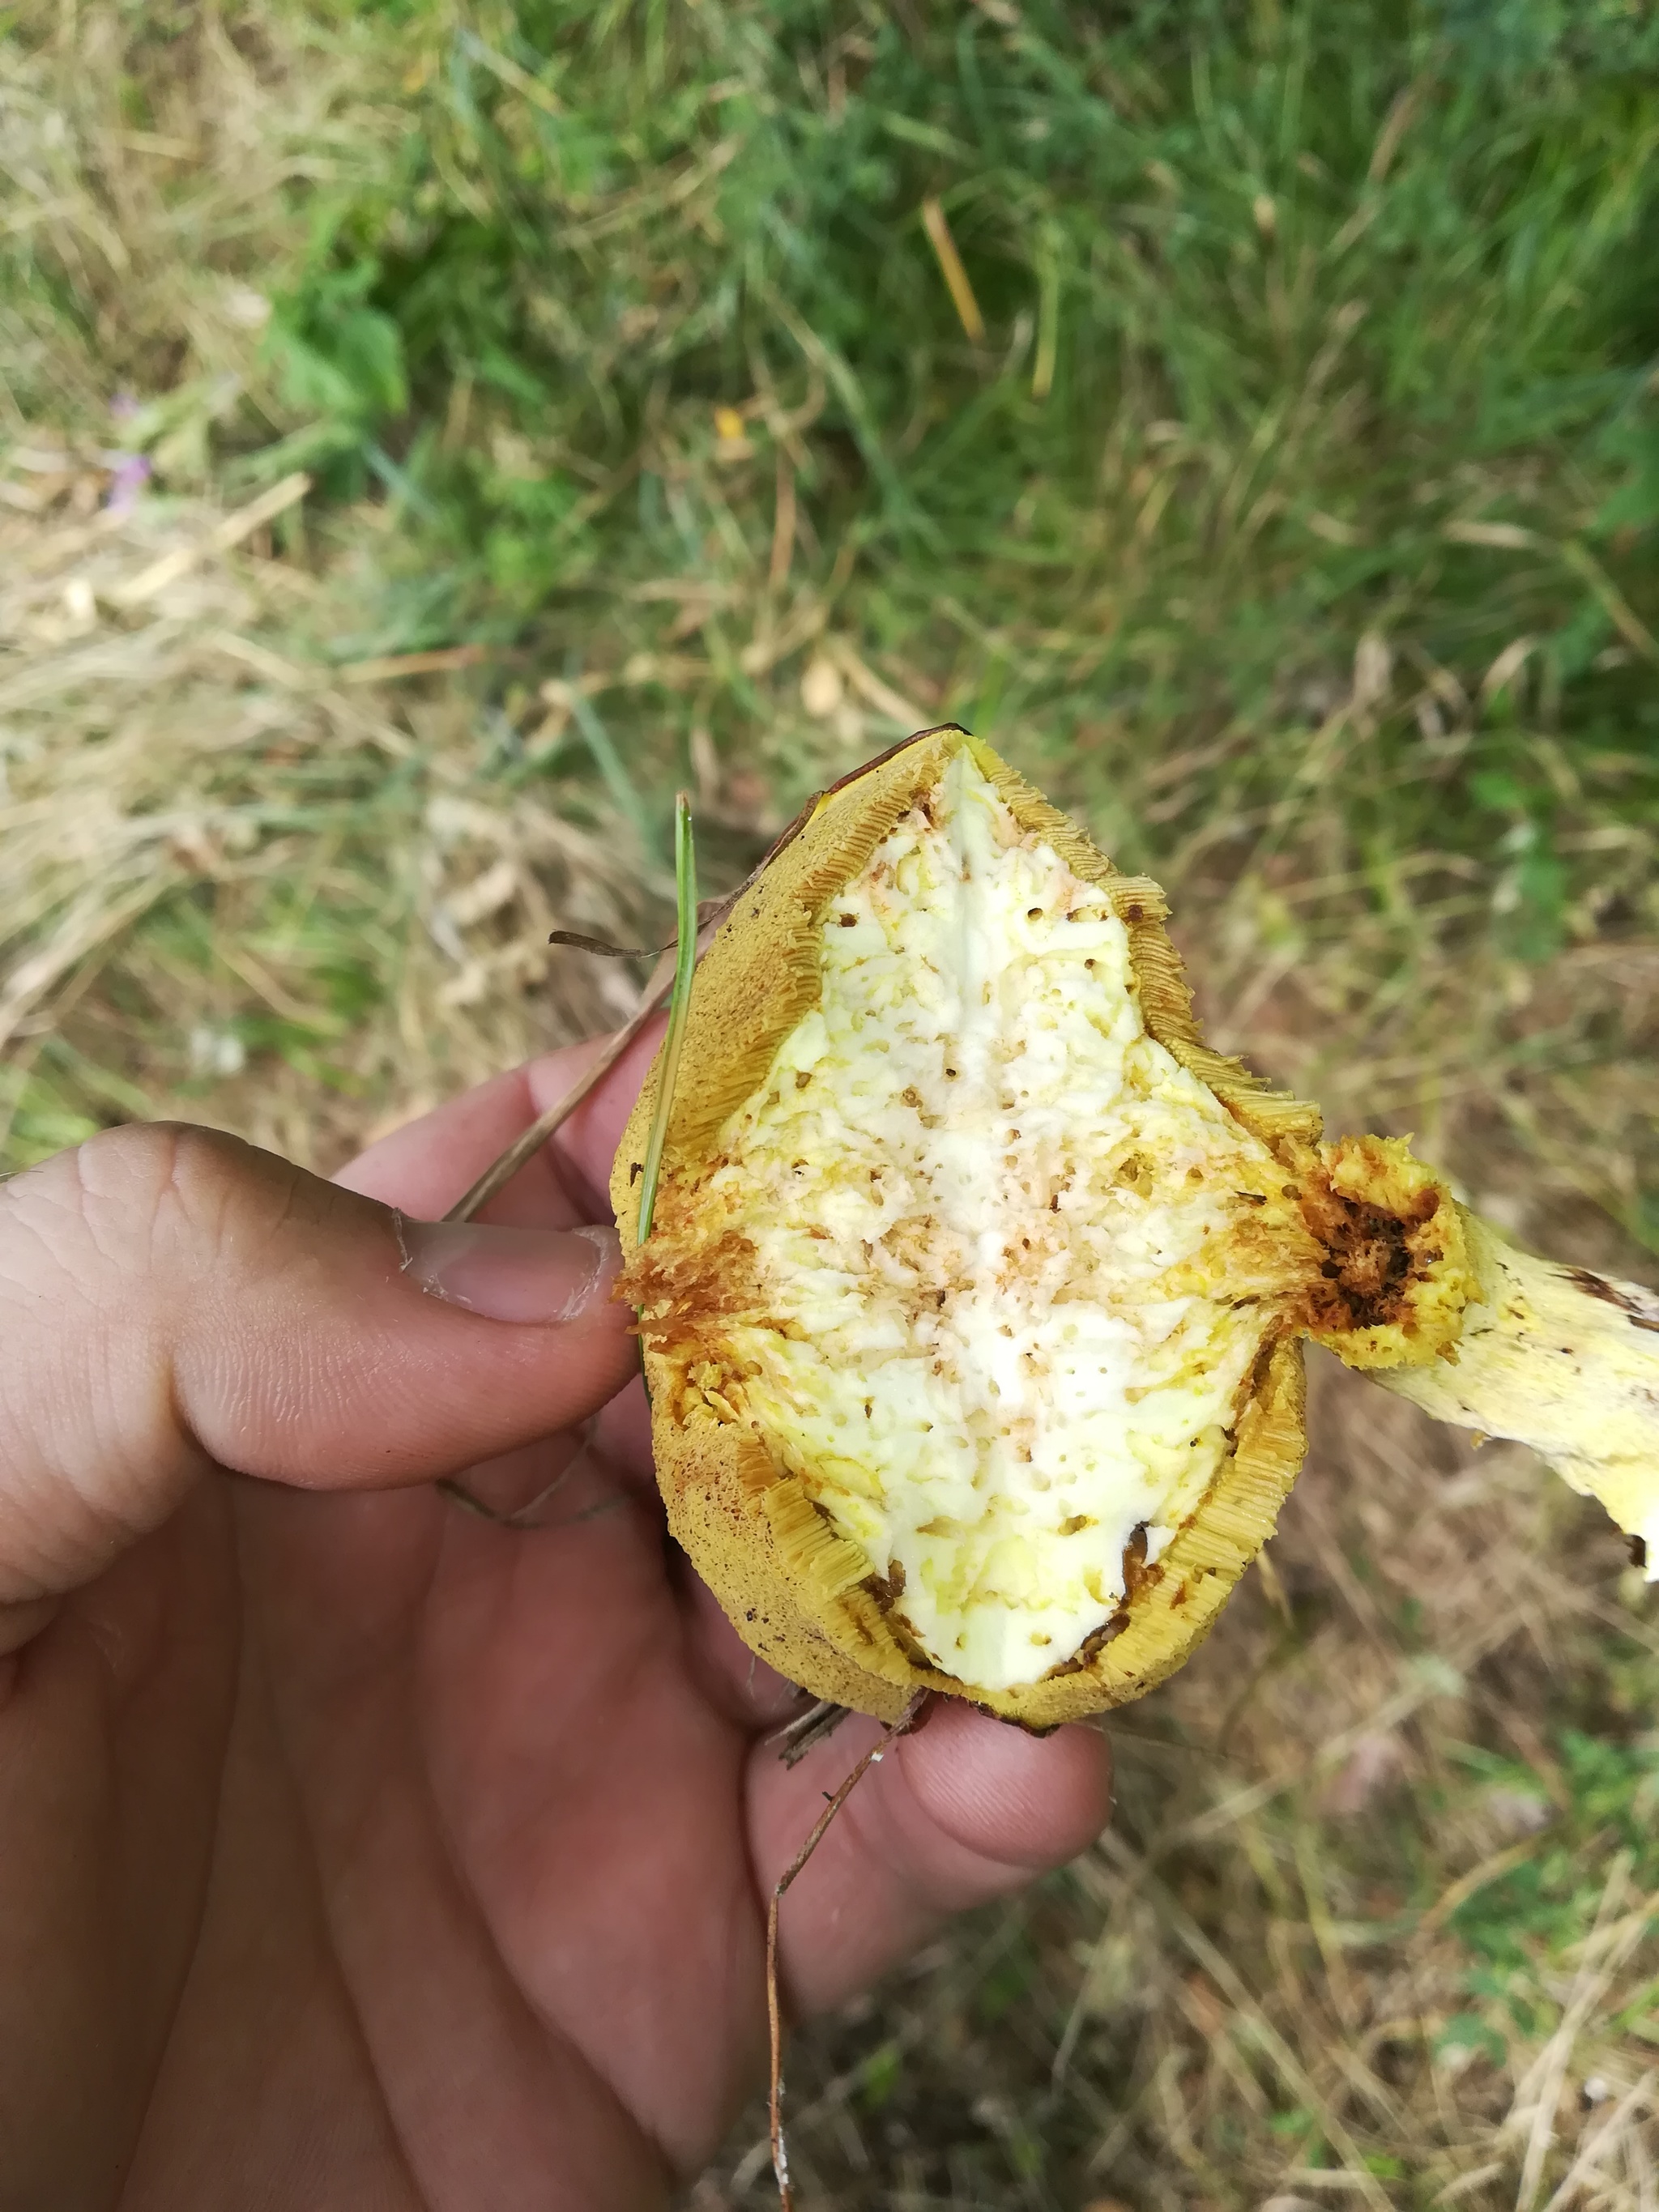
[0,1122,636,1634]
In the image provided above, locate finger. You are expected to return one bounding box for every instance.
[0,1123,638,1634]
[591,1375,655,1496]
[336,1059,548,1219]
[535,1016,665,1215]
[339,1019,665,1229]
[748,1702,1111,2015]
[677,1571,821,1733]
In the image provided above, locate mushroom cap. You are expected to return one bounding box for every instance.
[612,728,1329,1724]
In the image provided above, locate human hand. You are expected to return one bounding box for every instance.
[0,1029,1111,2210]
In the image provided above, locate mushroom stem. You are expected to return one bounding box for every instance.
[1361,1208,1659,1568]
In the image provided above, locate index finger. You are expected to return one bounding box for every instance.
[335,1017,665,1229]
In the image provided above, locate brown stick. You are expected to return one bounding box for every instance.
[771,1698,852,1769]
[442,945,679,1225]
[765,1693,930,2210]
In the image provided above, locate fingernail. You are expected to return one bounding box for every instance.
[397,1219,621,1324]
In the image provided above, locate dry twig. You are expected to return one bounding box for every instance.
[766,1692,932,2210]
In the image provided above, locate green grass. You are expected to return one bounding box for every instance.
[5,2,1659,2204]
[9,0,1657,1225]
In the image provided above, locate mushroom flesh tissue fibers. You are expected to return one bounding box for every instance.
[614,728,1659,1728]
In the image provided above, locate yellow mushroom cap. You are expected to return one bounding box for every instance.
[612,729,1475,1724]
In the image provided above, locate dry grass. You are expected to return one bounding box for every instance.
[0,1,404,440]
[0,456,654,1167]
[5,3,1659,2208]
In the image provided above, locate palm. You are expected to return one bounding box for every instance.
[55,1039,1107,2210]
[228,1409,782,2205]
